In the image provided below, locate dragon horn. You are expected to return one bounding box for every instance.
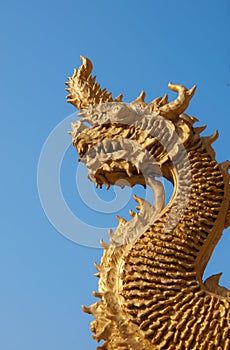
[149,82,196,120]
[65,56,115,110]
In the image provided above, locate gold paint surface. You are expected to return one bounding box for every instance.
[67,57,230,349]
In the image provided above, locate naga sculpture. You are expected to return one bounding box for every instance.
[66,56,230,349]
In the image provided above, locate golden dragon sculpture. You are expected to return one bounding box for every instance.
[66,56,230,350]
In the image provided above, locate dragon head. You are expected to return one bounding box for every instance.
[66,57,200,188]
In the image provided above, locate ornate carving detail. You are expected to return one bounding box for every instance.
[67,57,230,349]
[65,56,123,110]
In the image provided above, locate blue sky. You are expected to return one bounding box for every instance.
[1,1,230,349]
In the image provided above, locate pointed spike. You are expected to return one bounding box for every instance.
[131,90,146,106]
[148,96,162,111]
[92,291,103,298]
[79,56,93,76]
[116,215,127,225]
[187,84,197,97]
[129,209,136,218]
[150,96,162,105]
[204,272,223,289]
[94,272,100,278]
[114,93,123,102]
[100,239,110,249]
[190,116,199,124]
[133,194,145,206]
[139,90,146,101]
[158,93,168,106]
[208,130,219,144]
[194,125,207,134]
[108,228,114,238]
[82,305,92,314]
[94,262,101,271]
[107,92,112,98]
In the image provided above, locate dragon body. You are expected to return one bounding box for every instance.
[66,57,230,349]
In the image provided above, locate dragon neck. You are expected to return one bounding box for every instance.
[182,141,226,280]
[122,136,227,285]
[160,139,226,276]
[116,138,230,349]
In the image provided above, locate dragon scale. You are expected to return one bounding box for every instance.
[66,57,230,349]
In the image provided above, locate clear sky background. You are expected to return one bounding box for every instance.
[1,1,230,349]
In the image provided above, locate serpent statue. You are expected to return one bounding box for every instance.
[66,56,230,350]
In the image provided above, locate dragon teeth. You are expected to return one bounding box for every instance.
[124,163,133,177]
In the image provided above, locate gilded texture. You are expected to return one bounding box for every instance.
[67,57,230,349]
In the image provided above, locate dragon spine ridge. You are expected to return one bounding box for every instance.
[67,57,230,350]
